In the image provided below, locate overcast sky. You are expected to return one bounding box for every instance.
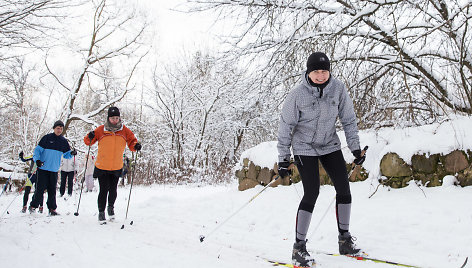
[139,0,222,60]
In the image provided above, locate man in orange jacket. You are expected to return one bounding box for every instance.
[84,106,141,223]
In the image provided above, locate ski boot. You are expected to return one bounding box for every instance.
[21,206,27,213]
[49,209,59,216]
[107,205,115,220]
[292,240,316,267]
[28,206,36,214]
[38,206,44,213]
[98,211,106,224]
[338,232,361,255]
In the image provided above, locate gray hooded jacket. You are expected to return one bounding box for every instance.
[277,73,360,162]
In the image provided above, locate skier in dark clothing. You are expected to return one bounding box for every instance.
[84,107,141,223]
[19,151,43,213]
[277,52,366,267]
[28,120,77,215]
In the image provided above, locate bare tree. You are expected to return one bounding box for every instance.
[144,50,271,182]
[188,0,472,126]
[0,58,51,158]
[0,0,69,59]
[44,0,151,135]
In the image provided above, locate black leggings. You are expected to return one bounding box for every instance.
[296,150,352,234]
[97,173,119,212]
[296,150,351,209]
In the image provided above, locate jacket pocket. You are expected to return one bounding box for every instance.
[298,101,317,122]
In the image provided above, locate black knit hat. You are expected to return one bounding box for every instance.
[108,106,120,118]
[53,120,64,129]
[306,52,330,73]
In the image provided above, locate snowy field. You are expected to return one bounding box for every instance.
[0,180,470,268]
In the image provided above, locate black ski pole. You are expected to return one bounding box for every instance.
[121,151,138,229]
[199,163,296,243]
[74,143,92,216]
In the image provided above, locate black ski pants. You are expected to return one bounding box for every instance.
[60,171,74,196]
[97,173,119,212]
[30,169,58,210]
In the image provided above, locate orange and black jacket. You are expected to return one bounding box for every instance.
[84,125,138,171]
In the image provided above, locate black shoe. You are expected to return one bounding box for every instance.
[21,206,27,213]
[98,211,106,222]
[39,206,44,213]
[338,232,361,255]
[292,240,315,267]
[28,206,36,214]
[107,206,115,219]
[49,210,59,216]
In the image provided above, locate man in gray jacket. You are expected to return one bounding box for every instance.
[277,52,366,267]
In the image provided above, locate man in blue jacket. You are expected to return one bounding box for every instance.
[29,120,76,216]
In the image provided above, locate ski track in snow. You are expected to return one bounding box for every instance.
[0,181,471,268]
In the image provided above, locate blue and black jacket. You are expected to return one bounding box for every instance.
[33,133,73,172]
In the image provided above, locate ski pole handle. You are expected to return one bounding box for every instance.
[274,162,297,181]
[348,145,368,178]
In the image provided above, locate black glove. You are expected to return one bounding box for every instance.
[88,131,95,140]
[352,149,366,165]
[71,149,77,156]
[19,151,24,159]
[134,142,142,151]
[277,161,291,178]
[36,160,43,168]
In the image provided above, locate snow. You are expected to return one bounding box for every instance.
[237,141,279,169]
[1,115,472,267]
[0,182,470,268]
[442,175,459,187]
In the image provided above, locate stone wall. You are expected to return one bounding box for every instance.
[380,150,472,188]
[236,149,472,191]
[235,158,368,191]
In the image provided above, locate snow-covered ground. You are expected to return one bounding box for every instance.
[0,180,470,268]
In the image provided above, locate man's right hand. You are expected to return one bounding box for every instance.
[36,160,43,168]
